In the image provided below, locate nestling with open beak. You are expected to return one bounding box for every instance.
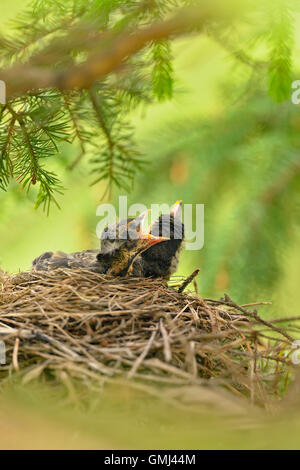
[32,202,184,278]
[131,201,184,279]
[99,233,170,277]
[31,210,169,276]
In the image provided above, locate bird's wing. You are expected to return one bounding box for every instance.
[70,250,99,264]
[32,249,107,273]
[69,250,108,273]
[32,251,71,271]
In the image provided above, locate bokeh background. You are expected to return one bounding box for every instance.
[1,0,299,317]
[0,0,300,449]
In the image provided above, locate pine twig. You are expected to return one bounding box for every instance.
[62,92,86,170]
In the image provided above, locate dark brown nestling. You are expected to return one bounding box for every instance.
[31,204,182,278]
[96,210,170,276]
[31,249,107,273]
[31,216,142,273]
[100,232,170,277]
[31,211,167,276]
[132,201,184,279]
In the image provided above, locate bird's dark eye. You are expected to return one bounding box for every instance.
[97,251,112,262]
[97,246,122,263]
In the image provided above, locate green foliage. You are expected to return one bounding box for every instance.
[0,0,195,209]
[130,88,300,301]
[151,41,174,101]
[0,92,68,212]
[87,85,146,196]
[0,0,298,211]
[267,0,295,102]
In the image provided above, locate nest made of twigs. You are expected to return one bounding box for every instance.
[0,269,299,411]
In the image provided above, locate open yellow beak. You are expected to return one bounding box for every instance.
[133,209,150,232]
[170,200,182,218]
[139,233,170,245]
[134,209,170,245]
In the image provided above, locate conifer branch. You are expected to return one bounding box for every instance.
[62,92,86,170]
[15,113,39,185]
[0,113,16,188]
[0,0,296,213]
[2,2,241,98]
[88,88,115,197]
[1,115,16,159]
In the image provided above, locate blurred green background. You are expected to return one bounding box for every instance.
[0,0,300,450]
[1,0,299,318]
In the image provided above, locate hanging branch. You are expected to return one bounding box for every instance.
[0,0,296,211]
[62,92,87,170]
[88,88,115,197]
[2,2,243,98]
[0,114,16,188]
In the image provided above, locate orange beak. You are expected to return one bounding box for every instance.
[133,210,150,232]
[139,233,170,245]
[133,209,170,245]
[128,203,183,244]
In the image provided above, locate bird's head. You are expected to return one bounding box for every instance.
[100,210,156,248]
[138,201,185,278]
[150,200,184,241]
[97,210,170,276]
[100,217,135,252]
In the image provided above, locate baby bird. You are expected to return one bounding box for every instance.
[31,213,146,272]
[31,249,106,273]
[31,202,184,279]
[100,233,170,277]
[131,201,184,279]
[31,211,168,276]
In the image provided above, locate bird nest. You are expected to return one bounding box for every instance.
[0,269,298,411]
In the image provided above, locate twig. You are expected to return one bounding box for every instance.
[159,319,172,363]
[178,269,200,294]
[127,329,157,379]
[12,338,20,372]
[219,294,294,343]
